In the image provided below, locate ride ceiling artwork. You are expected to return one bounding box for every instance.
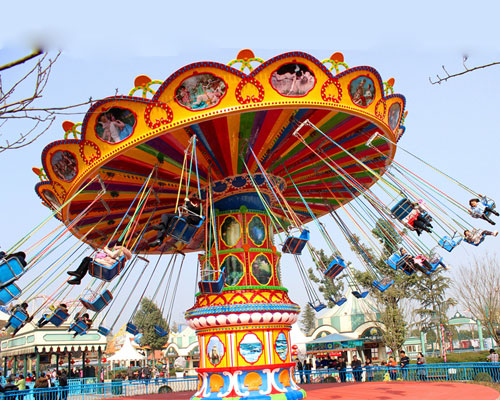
[33,50,406,254]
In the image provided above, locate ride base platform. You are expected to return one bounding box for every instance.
[108,381,499,400]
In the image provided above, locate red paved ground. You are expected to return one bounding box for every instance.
[110,382,499,399]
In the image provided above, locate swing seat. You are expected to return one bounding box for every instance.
[97,325,110,336]
[89,256,126,282]
[69,320,89,336]
[308,301,326,312]
[390,198,414,221]
[198,268,225,294]
[352,291,369,299]
[47,308,69,327]
[401,265,415,276]
[482,197,496,216]
[282,229,310,255]
[167,216,205,244]
[0,283,21,306]
[386,253,404,270]
[154,325,169,337]
[80,290,113,312]
[333,297,347,306]
[372,278,394,292]
[126,322,139,336]
[439,234,462,252]
[8,309,29,330]
[0,256,25,288]
[324,257,346,279]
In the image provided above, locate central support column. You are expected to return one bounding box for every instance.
[186,177,304,400]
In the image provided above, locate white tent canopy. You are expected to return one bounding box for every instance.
[108,334,145,362]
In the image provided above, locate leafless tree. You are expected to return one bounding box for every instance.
[429,55,500,85]
[454,254,500,345]
[0,49,94,153]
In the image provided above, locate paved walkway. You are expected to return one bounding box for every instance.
[109,381,499,400]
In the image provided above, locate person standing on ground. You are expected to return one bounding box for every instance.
[364,358,374,382]
[416,352,426,381]
[387,357,398,381]
[487,349,499,382]
[351,355,362,382]
[337,357,347,383]
[399,351,410,380]
[304,359,312,384]
[57,370,68,400]
[295,358,305,384]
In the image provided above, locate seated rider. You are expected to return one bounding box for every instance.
[469,197,499,225]
[398,248,416,273]
[463,229,498,245]
[67,241,132,285]
[36,303,68,328]
[70,312,92,337]
[4,302,32,336]
[0,251,27,267]
[150,195,202,248]
[403,202,433,236]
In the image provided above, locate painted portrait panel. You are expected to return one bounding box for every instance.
[207,336,225,366]
[42,189,60,210]
[251,254,272,285]
[175,73,227,111]
[95,107,136,144]
[270,63,316,97]
[51,150,78,182]
[221,216,241,247]
[348,76,376,107]
[388,103,402,130]
[223,255,244,286]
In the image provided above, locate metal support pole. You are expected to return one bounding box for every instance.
[97,347,102,383]
[23,354,27,377]
[35,349,40,377]
[13,356,17,375]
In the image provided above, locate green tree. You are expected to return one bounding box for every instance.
[133,297,169,359]
[308,248,344,307]
[300,304,316,335]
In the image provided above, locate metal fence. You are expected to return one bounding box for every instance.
[294,362,500,384]
[1,363,499,399]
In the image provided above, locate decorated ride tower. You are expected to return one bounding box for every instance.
[34,50,406,400]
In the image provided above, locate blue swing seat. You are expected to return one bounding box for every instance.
[439,234,462,252]
[89,256,126,282]
[8,309,29,330]
[45,307,69,327]
[386,253,403,270]
[80,290,113,312]
[308,301,326,312]
[333,297,347,306]
[69,320,89,336]
[126,322,139,336]
[282,229,310,255]
[0,256,25,288]
[167,216,205,244]
[198,268,225,294]
[154,325,169,337]
[97,325,110,336]
[391,198,414,221]
[352,291,369,299]
[0,283,21,306]
[372,278,394,292]
[482,197,496,216]
[324,257,346,279]
[401,265,415,276]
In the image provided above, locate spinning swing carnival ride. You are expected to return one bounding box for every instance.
[1,50,497,400]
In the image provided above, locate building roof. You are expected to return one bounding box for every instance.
[108,334,145,361]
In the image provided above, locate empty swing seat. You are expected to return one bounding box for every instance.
[386,253,403,270]
[372,278,394,292]
[8,309,29,330]
[309,301,326,312]
[69,320,89,336]
[80,290,113,312]
[198,268,225,294]
[0,283,21,306]
[46,307,69,327]
[154,325,169,337]
[126,322,139,336]
[282,229,310,255]
[97,325,110,336]
[324,257,346,279]
[391,198,414,221]
[0,256,25,288]
[439,234,462,252]
[89,256,126,282]
[352,291,369,299]
[167,216,205,244]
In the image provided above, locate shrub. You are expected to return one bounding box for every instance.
[426,351,490,364]
[474,372,493,383]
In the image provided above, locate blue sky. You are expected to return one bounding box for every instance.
[0,1,499,327]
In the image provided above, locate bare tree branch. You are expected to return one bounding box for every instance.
[0,49,43,72]
[430,57,500,84]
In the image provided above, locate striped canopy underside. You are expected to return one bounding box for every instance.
[67,107,393,253]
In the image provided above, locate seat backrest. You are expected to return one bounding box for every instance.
[391,198,413,220]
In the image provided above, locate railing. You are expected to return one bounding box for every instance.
[294,362,500,383]
[2,363,500,399]
[0,377,198,400]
